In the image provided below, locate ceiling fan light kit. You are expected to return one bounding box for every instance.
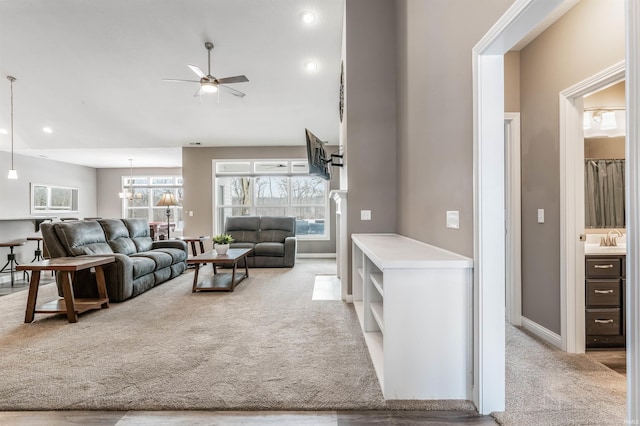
[163,42,248,98]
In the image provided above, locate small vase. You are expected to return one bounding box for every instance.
[215,243,229,255]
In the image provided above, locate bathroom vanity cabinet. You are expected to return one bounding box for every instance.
[585,254,626,348]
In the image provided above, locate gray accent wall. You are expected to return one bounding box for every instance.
[0,151,96,265]
[395,0,513,257]
[96,167,182,219]
[518,0,625,334]
[181,146,338,254]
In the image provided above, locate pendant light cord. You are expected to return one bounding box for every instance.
[8,76,15,170]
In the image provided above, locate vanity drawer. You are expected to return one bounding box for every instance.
[586,308,621,336]
[586,258,621,278]
[586,279,621,307]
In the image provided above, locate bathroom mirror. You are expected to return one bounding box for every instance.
[30,183,79,215]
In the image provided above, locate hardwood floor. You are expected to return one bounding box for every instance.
[0,410,497,425]
[587,348,627,375]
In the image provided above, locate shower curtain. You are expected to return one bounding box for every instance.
[585,159,625,228]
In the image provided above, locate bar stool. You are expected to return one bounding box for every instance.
[0,239,29,287]
[28,236,45,262]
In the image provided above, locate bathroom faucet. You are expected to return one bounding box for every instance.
[601,229,623,247]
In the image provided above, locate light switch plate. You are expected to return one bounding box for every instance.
[446,211,460,229]
[361,210,371,221]
[537,209,544,223]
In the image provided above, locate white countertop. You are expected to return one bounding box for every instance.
[585,244,626,255]
[352,233,473,269]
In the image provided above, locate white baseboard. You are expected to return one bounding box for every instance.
[521,316,562,349]
[296,253,336,259]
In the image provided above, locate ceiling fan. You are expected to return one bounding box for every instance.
[163,42,249,98]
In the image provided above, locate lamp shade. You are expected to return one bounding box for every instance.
[156,192,179,207]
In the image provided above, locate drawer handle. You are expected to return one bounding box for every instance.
[595,319,614,324]
[594,289,614,294]
[593,264,614,269]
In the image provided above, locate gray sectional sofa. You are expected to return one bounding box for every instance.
[41,218,188,302]
[225,216,296,267]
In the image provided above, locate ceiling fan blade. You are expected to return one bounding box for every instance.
[218,84,246,98]
[187,64,207,79]
[193,87,202,97]
[162,78,200,83]
[215,75,249,85]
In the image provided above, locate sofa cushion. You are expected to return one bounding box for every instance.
[254,242,285,257]
[230,242,256,251]
[154,247,188,263]
[122,218,153,252]
[133,251,173,269]
[53,220,114,256]
[225,216,260,243]
[129,256,157,279]
[258,216,295,243]
[99,219,137,255]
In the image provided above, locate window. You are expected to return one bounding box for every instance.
[215,160,329,239]
[122,175,183,224]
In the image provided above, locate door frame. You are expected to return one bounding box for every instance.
[559,62,625,354]
[505,113,522,327]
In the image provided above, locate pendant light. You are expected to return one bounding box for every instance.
[7,76,17,179]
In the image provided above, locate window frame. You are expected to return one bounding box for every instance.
[121,175,183,224]
[214,159,330,240]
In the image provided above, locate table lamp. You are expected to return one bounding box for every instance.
[156,192,179,239]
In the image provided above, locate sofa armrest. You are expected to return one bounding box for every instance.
[56,253,134,302]
[152,240,188,254]
[283,236,297,267]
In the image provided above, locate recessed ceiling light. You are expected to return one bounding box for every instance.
[0,129,7,134]
[304,61,318,72]
[189,142,201,146]
[301,11,316,24]
[42,127,53,133]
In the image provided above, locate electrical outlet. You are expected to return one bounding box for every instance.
[446,211,460,229]
[361,210,371,221]
[537,209,544,224]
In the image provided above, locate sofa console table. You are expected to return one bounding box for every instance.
[18,256,114,323]
[351,233,473,400]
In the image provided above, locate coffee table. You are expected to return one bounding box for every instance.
[188,248,253,292]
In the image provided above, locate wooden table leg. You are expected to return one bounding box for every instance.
[230,261,238,292]
[60,271,78,323]
[95,265,110,309]
[24,270,41,323]
[192,263,200,292]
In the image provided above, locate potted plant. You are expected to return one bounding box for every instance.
[213,234,234,255]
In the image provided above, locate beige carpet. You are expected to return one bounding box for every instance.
[493,324,626,425]
[0,260,472,411]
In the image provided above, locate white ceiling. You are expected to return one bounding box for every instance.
[0,0,344,168]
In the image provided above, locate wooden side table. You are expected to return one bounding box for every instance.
[179,236,210,256]
[17,256,115,323]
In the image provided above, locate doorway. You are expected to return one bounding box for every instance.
[473,0,640,417]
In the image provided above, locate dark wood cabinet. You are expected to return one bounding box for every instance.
[585,254,626,348]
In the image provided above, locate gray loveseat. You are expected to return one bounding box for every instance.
[225,216,296,267]
[41,218,188,302]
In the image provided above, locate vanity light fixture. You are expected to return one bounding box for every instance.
[598,111,617,130]
[583,106,625,132]
[7,76,17,180]
[304,61,318,72]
